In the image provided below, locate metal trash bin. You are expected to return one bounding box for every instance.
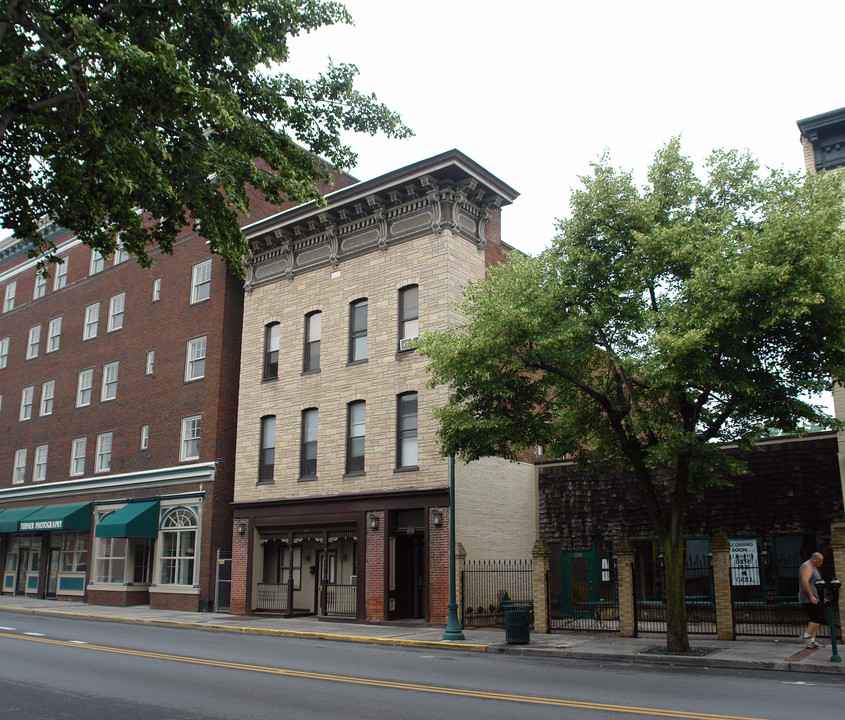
[504,603,531,644]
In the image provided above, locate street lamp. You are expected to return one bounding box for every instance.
[442,454,465,641]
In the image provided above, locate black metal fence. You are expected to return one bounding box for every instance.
[730,557,839,638]
[549,556,619,632]
[461,559,533,628]
[633,555,716,635]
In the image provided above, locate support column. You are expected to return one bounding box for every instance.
[532,540,551,633]
[711,533,735,641]
[830,522,845,637]
[616,538,636,637]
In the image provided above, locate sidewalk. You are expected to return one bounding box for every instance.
[1,594,842,676]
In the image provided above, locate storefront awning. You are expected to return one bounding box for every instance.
[18,502,92,532]
[0,506,44,533]
[95,501,160,538]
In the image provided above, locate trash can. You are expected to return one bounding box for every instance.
[504,603,531,644]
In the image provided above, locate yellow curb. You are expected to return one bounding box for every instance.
[2,606,488,652]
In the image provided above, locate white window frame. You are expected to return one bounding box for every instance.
[185,336,207,381]
[90,249,105,275]
[190,259,212,304]
[33,271,47,299]
[140,425,149,450]
[83,302,100,340]
[146,350,155,375]
[158,508,198,586]
[53,258,68,290]
[19,385,34,421]
[95,432,113,473]
[13,448,27,484]
[3,281,16,312]
[108,293,125,332]
[0,336,8,369]
[70,437,87,476]
[40,379,55,416]
[95,536,128,584]
[26,325,40,359]
[101,361,119,401]
[113,241,129,265]
[33,444,48,482]
[76,368,94,407]
[46,316,62,352]
[152,278,161,302]
[180,415,201,461]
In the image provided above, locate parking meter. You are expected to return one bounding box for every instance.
[815,579,828,606]
[829,579,841,605]
[815,578,842,663]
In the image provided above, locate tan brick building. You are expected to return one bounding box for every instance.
[230,150,537,622]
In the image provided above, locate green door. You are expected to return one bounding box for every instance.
[560,547,600,617]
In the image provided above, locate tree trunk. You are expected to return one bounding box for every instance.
[663,537,690,652]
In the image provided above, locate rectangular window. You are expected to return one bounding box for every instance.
[259,415,276,482]
[40,379,55,416]
[101,361,119,401]
[13,449,27,484]
[113,241,129,264]
[33,444,48,482]
[146,350,155,375]
[185,336,207,381]
[90,249,105,275]
[70,437,87,476]
[46,316,62,352]
[26,325,40,359]
[76,368,94,407]
[4,281,16,311]
[19,385,34,421]
[96,537,127,583]
[0,336,8,368]
[346,401,366,474]
[53,258,68,290]
[152,278,161,302]
[399,285,419,350]
[191,259,211,303]
[349,299,368,362]
[263,323,280,380]
[83,302,100,340]
[34,271,47,299]
[0,394,3,413]
[59,532,87,572]
[397,392,418,468]
[108,293,125,332]
[303,311,321,372]
[300,408,318,477]
[181,415,202,461]
[140,425,149,450]
[95,432,113,473]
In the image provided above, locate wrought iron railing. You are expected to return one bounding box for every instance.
[256,582,288,611]
[461,559,533,628]
[326,584,357,616]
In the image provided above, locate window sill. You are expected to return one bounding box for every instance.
[343,471,366,479]
[346,359,368,367]
[257,479,275,486]
[301,368,321,376]
[395,349,416,358]
[261,375,279,383]
[298,475,317,482]
[394,465,419,474]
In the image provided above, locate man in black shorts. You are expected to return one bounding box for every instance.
[798,552,825,648]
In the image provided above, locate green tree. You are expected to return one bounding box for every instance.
[418,140,845,651]
[1,0,411,274]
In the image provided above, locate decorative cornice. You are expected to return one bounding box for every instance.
[797,107,845,172]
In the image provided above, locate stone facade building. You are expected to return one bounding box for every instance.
[229,150,537,622]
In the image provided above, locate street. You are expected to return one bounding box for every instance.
[0,610,841,720]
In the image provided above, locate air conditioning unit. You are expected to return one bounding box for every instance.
[399,336,418,351]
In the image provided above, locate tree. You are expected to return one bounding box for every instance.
[0,0,411,275]
[417,139,845,651]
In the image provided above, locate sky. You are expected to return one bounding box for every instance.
[284,0,842,258]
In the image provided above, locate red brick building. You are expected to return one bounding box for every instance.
[0,174,355,610]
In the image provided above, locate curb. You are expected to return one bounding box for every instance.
[1,606,488,653]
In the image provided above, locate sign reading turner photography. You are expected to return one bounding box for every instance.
[19,519,65,531]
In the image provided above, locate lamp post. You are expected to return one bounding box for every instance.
[442,453,465,641]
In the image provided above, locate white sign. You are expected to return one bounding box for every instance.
[730,538,760,586]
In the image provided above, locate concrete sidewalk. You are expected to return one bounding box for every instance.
[1,595,842,676]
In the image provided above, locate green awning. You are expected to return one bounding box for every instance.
[95,501,160,538]
[18,502,92,532]
[0,506,43,533]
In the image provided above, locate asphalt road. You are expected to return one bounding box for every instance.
[0,610,841,720]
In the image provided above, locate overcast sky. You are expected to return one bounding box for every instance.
[286,0,841,257]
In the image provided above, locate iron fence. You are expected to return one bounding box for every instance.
[549,557,619,632]
[461,559,533,628]
[633,555,716,634]
[731,557,839,638]
[326,584,357,616]
[256,582,288,611]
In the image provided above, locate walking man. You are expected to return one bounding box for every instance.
[798,552,825,648]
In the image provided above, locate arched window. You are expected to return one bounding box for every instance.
[159,508,197,585]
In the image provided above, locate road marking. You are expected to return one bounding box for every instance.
[70,640,89,644]
[0,626,16,630]
[23,632,45,636]
[0,631,774,720]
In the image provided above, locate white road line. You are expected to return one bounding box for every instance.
[23,632,45,637]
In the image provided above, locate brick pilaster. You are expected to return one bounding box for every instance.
[615,537,636,637]
[830,522,845,639]
[711,533,735,641]
[531,540,550,633]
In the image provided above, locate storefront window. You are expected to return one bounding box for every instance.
[59,533,87,573]
[96,537,127,583]
[159,508,197,585]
